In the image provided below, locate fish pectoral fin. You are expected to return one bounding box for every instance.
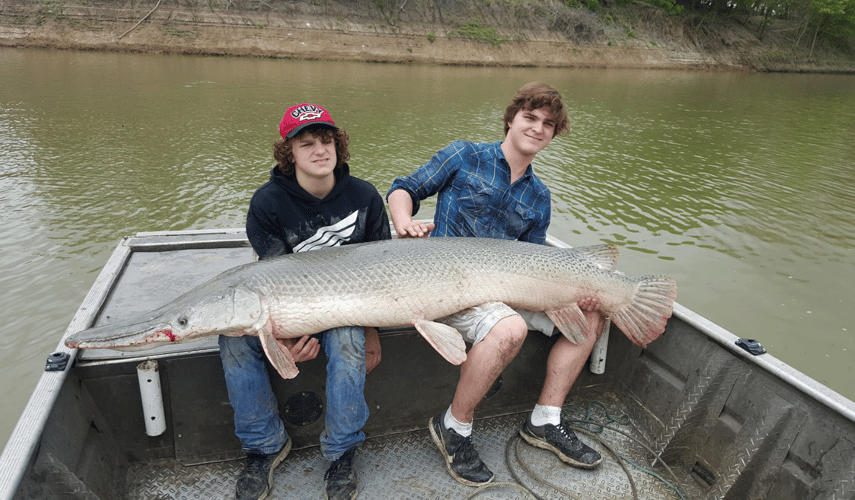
[413,319,467,365]
[546,305,589,344]
[258,326,299,379]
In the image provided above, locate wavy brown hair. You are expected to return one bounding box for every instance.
[502,82,570,137]
[273,125,351,175]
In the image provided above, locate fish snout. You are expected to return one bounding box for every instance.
[64,320,178,351]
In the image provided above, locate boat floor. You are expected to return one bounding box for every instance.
[125,394,704,500]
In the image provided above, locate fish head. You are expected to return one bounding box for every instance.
[64,285,266,351]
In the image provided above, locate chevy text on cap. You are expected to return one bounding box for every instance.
[292,104,325,122]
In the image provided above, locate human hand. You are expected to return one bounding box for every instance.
[278,335,320,363]
[577,297,601,312]
[364,327,382,374]
[394,220,435,238]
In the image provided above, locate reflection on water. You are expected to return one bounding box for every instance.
[2,48,854,447]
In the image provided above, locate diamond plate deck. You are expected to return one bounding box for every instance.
[11,230,855,500]
[125,403,704,500]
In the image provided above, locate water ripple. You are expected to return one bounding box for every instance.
[1,52,854,447]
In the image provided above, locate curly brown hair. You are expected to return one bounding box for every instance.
[502,82,570,137]
[273,125,351,175]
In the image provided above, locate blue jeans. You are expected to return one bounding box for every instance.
[219,326,369,461]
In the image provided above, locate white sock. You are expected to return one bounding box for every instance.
[530,404,562,427]
[443,406,472,437]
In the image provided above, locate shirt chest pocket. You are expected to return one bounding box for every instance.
[457,176,495,218]
[504,204,538,239]
[456,175,540,238]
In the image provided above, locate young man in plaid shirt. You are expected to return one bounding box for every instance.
[387,82,604,486]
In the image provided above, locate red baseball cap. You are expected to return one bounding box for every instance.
[279,103,338,139]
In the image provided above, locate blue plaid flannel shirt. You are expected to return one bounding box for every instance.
[387,140,551,244]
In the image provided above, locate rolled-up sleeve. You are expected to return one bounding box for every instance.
[387,141,468,217]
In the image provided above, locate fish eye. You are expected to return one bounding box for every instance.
[177,317,188,327]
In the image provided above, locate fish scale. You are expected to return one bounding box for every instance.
[65,237,677,379]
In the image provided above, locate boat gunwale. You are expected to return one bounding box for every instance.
[0,235,133,500]
[2,227,855,500]
[673,302,855,423]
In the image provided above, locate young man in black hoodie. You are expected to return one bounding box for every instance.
[219,103,391,500]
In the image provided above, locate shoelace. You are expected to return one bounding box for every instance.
[324,449,355,481]
[553,423,583,450]
[242,454,268,478]
[452,435,480,463]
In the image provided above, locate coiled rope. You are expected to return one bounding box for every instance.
[465,401,691,500]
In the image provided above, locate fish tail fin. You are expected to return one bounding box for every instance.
[571,244,620,272]
[258,326,300,379]
[610,276,678,347]
[413,319,467,365]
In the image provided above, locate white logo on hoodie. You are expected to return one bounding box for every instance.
[293,210,359,253]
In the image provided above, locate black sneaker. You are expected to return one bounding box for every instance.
[235,439,291,500]
[428,413,494,486]
[520,418,603,469]
[324,446,359,500]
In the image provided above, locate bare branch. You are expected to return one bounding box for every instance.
[118,0,163,39]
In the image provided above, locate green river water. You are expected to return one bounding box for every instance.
[1,47,853,448]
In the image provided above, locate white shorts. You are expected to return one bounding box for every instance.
[437,302,557,345]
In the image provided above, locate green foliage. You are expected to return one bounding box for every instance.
[643,0,684,14]
[759,49,793,60]
[812,0,855,41]
[447,19,510,46]
[427,32,436,42]
[679,0,853,51]
[162,26,197,38]
[33,0,66,25]
[812,0,848,15]
[564,0,601,12]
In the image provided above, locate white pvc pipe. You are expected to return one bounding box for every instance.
[589,319,610,375]
[136,360,167,436]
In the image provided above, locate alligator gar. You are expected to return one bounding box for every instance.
[64,237,677,379]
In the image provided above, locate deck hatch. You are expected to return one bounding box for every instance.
[283,391,324,426]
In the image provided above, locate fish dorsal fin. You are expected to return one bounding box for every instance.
[571,244,619,272]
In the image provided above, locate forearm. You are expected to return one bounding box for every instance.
[388,189,434,238]
[364,327,381,374]
[388,189,415,232]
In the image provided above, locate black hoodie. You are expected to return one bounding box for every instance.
[246,163,391,259]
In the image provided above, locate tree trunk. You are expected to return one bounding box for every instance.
[757,7,772,39]
[808,17,822,59]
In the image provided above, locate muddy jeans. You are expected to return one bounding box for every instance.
[218,326,368,462]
